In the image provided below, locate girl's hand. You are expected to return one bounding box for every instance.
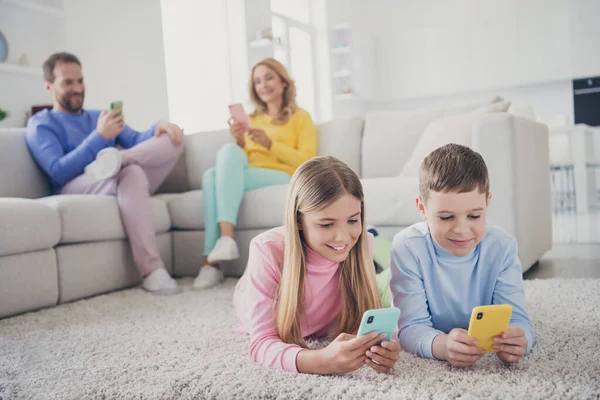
[365,339,401,373]
[320,332,386,374]
[248,129,272,149]
[493,326,527,363]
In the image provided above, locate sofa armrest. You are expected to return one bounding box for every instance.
[472,113,552,271]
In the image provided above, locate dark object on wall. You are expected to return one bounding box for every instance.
[31,105,53,116]
[573,77,600,127]
[0,29,8,63]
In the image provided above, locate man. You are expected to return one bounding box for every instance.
[26,52,184,295]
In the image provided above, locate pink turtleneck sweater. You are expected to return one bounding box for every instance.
[233,226,374,372]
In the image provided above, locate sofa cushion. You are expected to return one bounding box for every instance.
[155,153,189,194]
[0,129,51,198]
[401,101,511,177]
[167,184,288,230]
[361,100,495,179]
[184,130,233,190]
[38,195,171,244]
[316,117,363,175]
[362,108,447,179]
[0,198,61,256]
[362,176,422,227]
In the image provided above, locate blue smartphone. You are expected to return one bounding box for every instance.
[357,307,401,343]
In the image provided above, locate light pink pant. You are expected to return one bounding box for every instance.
[62,135,184,276]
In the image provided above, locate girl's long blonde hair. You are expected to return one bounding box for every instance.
[277,156,382,347]
[249,58,297,125]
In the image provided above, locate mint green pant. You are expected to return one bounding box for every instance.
[202,143,291,255]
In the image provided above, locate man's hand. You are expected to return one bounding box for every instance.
[97,109,124,140]
[154,120,183,145]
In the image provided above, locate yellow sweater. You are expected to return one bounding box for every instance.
[244,108,317,176]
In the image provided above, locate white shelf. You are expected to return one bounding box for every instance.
[0,0,65,17]
[0,63,41,76]
[249,38,289,51]
[334,93,356,100]
[330,24,351,32]
[333,70,352,78]
[0,127,26,133]
[331,46,351,54]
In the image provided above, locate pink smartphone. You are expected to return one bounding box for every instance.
[228,103,251,131]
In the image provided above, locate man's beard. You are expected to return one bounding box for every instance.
[58,92,85,113]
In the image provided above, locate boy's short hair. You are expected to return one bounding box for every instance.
[419,143,489,202]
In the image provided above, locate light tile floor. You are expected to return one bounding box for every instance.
[525,210,600,279]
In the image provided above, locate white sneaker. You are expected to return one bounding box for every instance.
[192,265,224,290]
[207,236,240,264]
[85,147,122,182]
[141,268,181,295]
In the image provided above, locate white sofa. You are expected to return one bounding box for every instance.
[0,100,552,318]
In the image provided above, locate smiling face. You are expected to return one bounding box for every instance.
[300,193,363,263]
[252,64,287,105]
[417,189,492,256]
[45,61,85,113]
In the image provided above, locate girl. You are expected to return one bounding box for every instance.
[194,58,317,290]
[233,156,401,374]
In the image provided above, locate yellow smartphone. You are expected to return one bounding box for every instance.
[467,304,512,352]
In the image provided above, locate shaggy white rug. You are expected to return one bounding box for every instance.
[1,278,599,400]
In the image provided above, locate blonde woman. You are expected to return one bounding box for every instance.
[233,157,402,374]
[194,58,317,290]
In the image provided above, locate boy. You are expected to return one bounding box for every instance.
[390,144,535,367]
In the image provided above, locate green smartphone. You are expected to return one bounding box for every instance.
[110,101,123,117]
[357,307,401,343]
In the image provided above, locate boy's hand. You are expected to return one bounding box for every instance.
[438,328,485,367]
[493,326,527,363]
[365,339,401,373]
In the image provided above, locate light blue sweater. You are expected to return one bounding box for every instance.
[26,109,155,193]
[390,221,535,359]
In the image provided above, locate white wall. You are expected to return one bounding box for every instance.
[327,0,600,120]
[161,0,240,133]
[367,80,574,123]
[63,0,169,130]
[0,0,66,128]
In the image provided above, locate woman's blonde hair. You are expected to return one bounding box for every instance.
[249,58,297,125]
[277,156,382,347]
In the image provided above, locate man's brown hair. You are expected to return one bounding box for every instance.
[419,143,489,202]
[43,52,81,83]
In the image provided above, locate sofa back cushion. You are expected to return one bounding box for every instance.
[181,129,233,191]
[0,129,51,198]
[158,117,364,192]
[361,100,492,178]
[316,117,363,175]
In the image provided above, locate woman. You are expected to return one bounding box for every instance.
[193,58,317,289]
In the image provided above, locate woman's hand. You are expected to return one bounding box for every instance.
[493,326,528,363]
[365,339,401,373]
[248,129,272,149]
[228,120,246,147]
